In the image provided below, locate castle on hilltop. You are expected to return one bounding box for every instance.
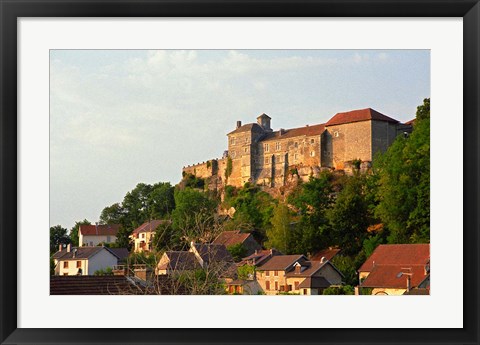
[182,108,413,188]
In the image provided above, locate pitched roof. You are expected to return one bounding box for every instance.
[50,276,149,295]
[239,249,281,267]
[132,219,168,235]
[261,124,325,142]
[298,276,331,289]
[360,264,427,289]
[192,243,234,264]
[257,113,271,120]
[158,251,200,271]
[256,255,307,271]
[404,118,416,126]
[108,248,129,261]
[79,224,121,236]
[325,108,399,126]
[310,248,341,261]
[358,244,430,272]
[285,261,326,278]
[52,246,114,260]
[213,230,251,247]
[227,123,264,135]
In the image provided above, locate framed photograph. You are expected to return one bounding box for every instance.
[1,0,478,344]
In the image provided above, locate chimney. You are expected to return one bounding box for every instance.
[67,244,71,252]
[279,128,285,136]
[236,120,242,128]
[95,222,99,235]
[320,256,326,264]
[59,244,63,252]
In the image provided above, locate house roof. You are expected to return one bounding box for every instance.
[239,249,281,267]
[132,219,168,235]
[257,113,271,120]
[298,276,332,289]
[158,251,200,271]
[213,230,251,247]
[285,261,326,278]
[52,246,115,260]
[310,248,340,261]
[325,108,399,127]
[50,276,150,295]
[358,244,430,272]
[404,118,416,126]
[361,264,427,289]
[108,248,129,261]
[192,243,234,264]
[79,224,120,236]
[256,255,307,271]
[227,123,265,135]
[261,124,326,143]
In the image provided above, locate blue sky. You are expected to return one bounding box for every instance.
[50,49,430,230]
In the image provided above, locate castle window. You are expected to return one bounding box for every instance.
[334,131,339,138]
[275,142,281,151]
[294,142,298,148]
[294,153,299,161]
[310,151,315,157]
[244,147,249,153]
[264,143,269,152]
[230,137,236,145]
[265,157,270,164]
[310,138,315,144]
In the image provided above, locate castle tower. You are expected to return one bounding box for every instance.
[257,113,272,132]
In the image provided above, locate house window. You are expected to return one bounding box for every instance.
[63,262,68,268]
[295,281,299,290]
[275,281,278,290]
[106,236,111,242]
[76,261,81,268]
[274,270,278,276]
[63,273,68,276]
[303,289,307,295]
[288,284,293,292]
[265,271,270,277]
[280,285,285,292]
[141,233,145,239]
[231,137,236,145]
[310,151,315,157]
[229,286,234,294]
[275,142,281,151]
[266,281,270,290]
[264,143,269,152]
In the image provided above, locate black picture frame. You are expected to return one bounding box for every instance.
[1,1,478,344]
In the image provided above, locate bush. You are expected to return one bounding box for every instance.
[323,285,354,295]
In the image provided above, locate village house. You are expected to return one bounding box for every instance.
[52,244,122,276]
[212,230,262,256]
[182,108,413,188]
[255,255,344,295]
[130,219,168,253]
[358,244,430,295]
[238,248,282,266]
[156,251,200,275]
[79,223,120,247]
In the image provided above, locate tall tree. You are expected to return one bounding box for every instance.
[327,174,371,256]
[375,98,430,243]
[50,225,70,254]
[69,219,91,247]
[266,203,292,254]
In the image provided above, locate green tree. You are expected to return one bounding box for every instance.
[227,243,247,262]
[172,187,217,243]
[151,221,180,252]
[266,203,292,254]
[323,285,354,295]
[331,255,357,286]
[375,98,430,243]
[327,174,370,255]
[99,203,124,225]
[69,219,91,247]
[50,225,70,254]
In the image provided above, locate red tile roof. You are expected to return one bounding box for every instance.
[310,248,340,261]
[132,220,168,235]
[261,124,325,142]
[79,224,120,236]
[404,118,416,125]
[358,244,430,272]
[326,108,399,126]
[298,276,331,289]
[213,230,251,247]
[361,264,427,289]
[256,255,307,271]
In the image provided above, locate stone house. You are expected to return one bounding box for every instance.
[182,108,412,188]
[255,255,343,295]
[358,244,430,295]
[79,224,120,247]
[52,244,122,276]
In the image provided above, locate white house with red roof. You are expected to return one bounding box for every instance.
[358,244,430,295]
[79,224,121,247]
